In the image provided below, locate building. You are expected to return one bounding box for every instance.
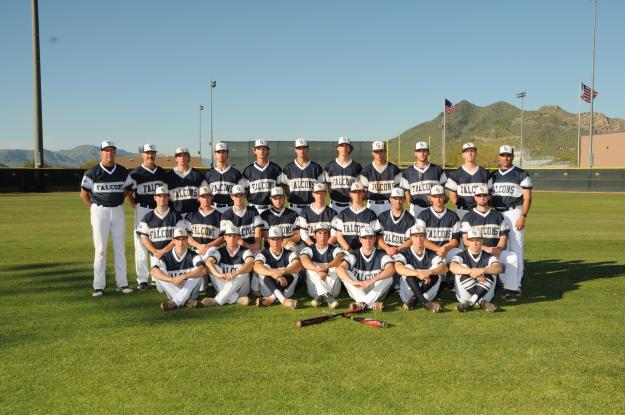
[580,132,625,168]
[115,156,204,169]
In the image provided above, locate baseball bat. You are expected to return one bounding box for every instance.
[296,307,364,328]
[341,315,388,329]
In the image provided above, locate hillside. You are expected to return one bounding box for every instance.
[0,145,134,167]
[386,100,625,168]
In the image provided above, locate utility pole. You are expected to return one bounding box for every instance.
[210,80,216,168]
[32,0,44,168]
[516,91,526,167]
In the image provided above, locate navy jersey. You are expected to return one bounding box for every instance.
[81,163,128,207]
[344,248,393,281]
[260,207,299,238]
[451,250,499,279]
[296,205,338,241]
[136,208,186,250]
[460,209,510,248]
[220,207,263,245]
[359,162,402,201]
[395,247,443,271]
[205,165,243,206]
[242,161,282,206]
[279,160,324,205]
[165,168,207,214]
[256,248,298,269]
[378,210,415,247]
[416,207,461,247]
[124,164,167,209]
[324,159,362,203]
[400,163,447,207]
[156,248,204,277]
[186,208,222,244]
[300,244,344,264]
[335,206,381,250]
[445,166,492,210]
[490,166,533,209]
[206,246,254,273]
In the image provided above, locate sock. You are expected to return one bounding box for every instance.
[273,290,285,303]
[405,277,428,305]
[469,294,478,305]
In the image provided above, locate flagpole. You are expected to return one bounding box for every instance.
[442,102,446,168]
[398,134,401,165]
[588,0,597,168]
[577,87,581,168]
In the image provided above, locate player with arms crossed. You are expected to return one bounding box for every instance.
[80,140,132,296]
[445,142,491,220]
[166,146,207,217]
[242,139,282,214]
[205,142,243,213]
[324,137,362,213]
[359,141,401,216]
[279,138,323,214]
[297,182,338,247]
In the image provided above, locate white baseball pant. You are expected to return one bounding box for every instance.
[454,274,496,303]
[330,201,349,213]
[90,204,128,290]
[208,264,251,305]
[258,273,299,298]
[342,270,393,308]
[155,277,201,307]
[133,205,152,284]
[495,250,520,291]
[305,269,341,298]
[367,200,391,216]
[398,266,443,303]
[502,207,525,287]
[410,204,427,219]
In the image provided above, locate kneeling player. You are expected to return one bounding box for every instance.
[151,227,207,311]
[299,224,344,309]
[201,225,253,307]
[336,226,395,312]
[449,228,502,312]
[394,224,448,312]
[254,226,302,309]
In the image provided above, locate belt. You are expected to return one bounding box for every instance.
[496,205,521,212]
[250,204,269,210]
[138,203,152,209]
[370,200,388,205]
[94,203,120,207]
[213,203,232,208]
[290,203,309,208]
[332,201,349,207]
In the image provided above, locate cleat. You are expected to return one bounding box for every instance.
[200,297,219,307]
[349,302,367,311]
[456,301,473,313]
[92,289,104,297]
[236,296,250,306]
[402,303,413,311]
[423,301,441,313]
[282,299,298,309]
[256,296,274,307]
[371,301,385,312]
[184,299,198,309]
[326,295,339,309]
[160,301,177,311]
[479,300,498,312]
[310,295,324,308]
[116,286,133,294]
[137,282,149,291]
[252,290,261,298]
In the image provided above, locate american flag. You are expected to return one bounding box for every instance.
[581,82,598,103]
[444,99,455,114]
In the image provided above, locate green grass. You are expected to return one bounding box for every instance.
[1,192,625,414]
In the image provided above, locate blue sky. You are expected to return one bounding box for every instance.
[1,0,623,155]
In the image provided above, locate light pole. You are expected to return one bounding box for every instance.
[32,0,44,168]
[516,91,526,167]
[588,0,598,168]
[210,80,216,168]
[198,105,203,164]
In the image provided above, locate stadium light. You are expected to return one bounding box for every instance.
[516,91,527,167]
[198,105,203,163]
[210,80,216,168]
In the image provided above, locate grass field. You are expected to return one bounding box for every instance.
[1,192,625,414]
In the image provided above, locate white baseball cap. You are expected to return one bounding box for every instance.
[313,182,327,192]
[270,187,284,197]
[100,140,116,150]
[409,223,427,235]
[154,184,169,195]
[415,141,429,151]
[231,185,245,195]
[224,225,240,235]
[175,147,190,156]
[254,139,269,148]
[295,138,308,148]
[499,145,514,155]
[372,141,385,151]
[467,227,483,239]
[474,184,489,196]
[199,186,212,196]
[267,226,283,239]
[359,226,375,237]
[337,136,352,147]
[430,185,445,196]
[215,142,228,151]
[141,143,157,153]
[313,223,331,232]
[350,182,365,192]
[462,142,477,151]
[173,227,188,238]
[390,187,404,198]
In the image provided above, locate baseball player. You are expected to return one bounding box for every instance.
[152,227,208,311]
[359,140,401,216]
[445,142,491,220]
[254,226,302,309]
[260,187,300,249]
[124,144,167,290]
[80,140,131,297]
[460,184,520,300]
[377,187,415,257]
[278,138,324,214]
[400,141,447,218]
[449,227,502,312]
[296,182,339,247]
[299,224,345,309]
[336,226,395,312]
[242,139,282,214]
[200,225,254,307]
[324,137,362,213]
[335,182,381,252]
[490,144,532,296]
[394,223,448,312]
[166,146,207,216]
[205,142,243,213]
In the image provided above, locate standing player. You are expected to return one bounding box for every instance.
[278,138,323,214]
[242,139,282,214]
[260,187,300,249]
[166,146,207,217]
[297,182,339,247]
[124,143,167,290]
[400,141,447,218]
[80,140,131,296]
[450,227,502,312]
[445,142,491,220]
[200,225,254,307]
[299,224,344,309]
[335,182,381,253]
[490,145,532,295]
[394,223,448,312]
[205,142,243,213]
[336,227,395,312]
[359,140,401,216]
[152,227,207,311]
[377,187,415,257]
[254,227,302,309]
[324,137,362,213]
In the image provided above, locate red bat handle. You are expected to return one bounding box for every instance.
[349,316,388,328]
